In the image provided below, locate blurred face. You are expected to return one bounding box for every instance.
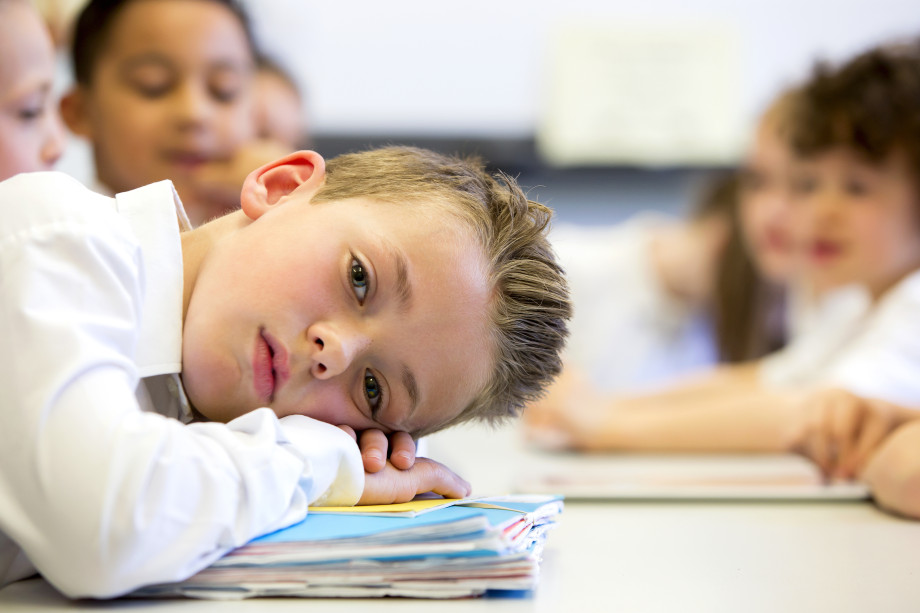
[738,119,798,283]
[0,1,65,180]
[791,149,920,297]
[71,0,253,215]
[182,197,494,436]
[253,69,305,150]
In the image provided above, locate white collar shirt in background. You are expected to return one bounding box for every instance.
[761,271,920,408]
[552,216,718,393]
[0,172,363,598]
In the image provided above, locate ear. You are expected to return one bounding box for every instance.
[59,87,92,138]
[240,150,326,220]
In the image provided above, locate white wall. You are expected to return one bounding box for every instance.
[248,0,920,138]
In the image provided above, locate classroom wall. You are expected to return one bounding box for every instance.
[248,0,920,144]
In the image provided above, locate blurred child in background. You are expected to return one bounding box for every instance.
[541,86,801,425]
[0,0,66,180]
[59,0,258,226]
[526,40,920,465]
[185,53,309,210]
[253,54,306,149]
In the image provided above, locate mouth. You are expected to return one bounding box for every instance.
[163,150,213,172]
[809,239,844,264]
[252,328,291,403]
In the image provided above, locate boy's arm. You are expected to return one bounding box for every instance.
[0,175,365,598]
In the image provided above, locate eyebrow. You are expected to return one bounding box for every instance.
[392,246,413,312]
[402,363,420,423]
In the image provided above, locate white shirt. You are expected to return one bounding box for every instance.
[552,216,717,392]
[762,270,920,407]
[0,172,364,598]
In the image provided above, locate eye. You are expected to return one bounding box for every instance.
[363,369,383,416]
[131,79,173,99]
[209,69,244,104]
[790,174,817,197]
[844,179,868,197]
[17,107,43,121]
[350,257,369,303]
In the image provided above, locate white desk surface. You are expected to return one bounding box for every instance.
[3,423,920,613]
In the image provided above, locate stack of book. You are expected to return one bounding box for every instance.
[135,495,563,599]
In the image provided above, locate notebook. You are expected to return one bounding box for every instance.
[514,453,870,501]
[133,495,563,600]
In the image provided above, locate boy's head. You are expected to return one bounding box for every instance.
[61,0,256,220]
[181,147,572,438]
[0,0,66,180]
[788,39,920,296]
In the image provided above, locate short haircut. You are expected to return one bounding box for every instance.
[70,0,256,85]
[790,38,920,186]
[311,147,572,437]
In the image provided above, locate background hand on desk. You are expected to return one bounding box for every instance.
[523,368,611,451]
[790,388,917,481]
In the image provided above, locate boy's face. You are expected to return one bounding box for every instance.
[791,148,920,296]
[0,2,65,180]
[181,194,494,436]
[739,120,799,284]
[65,0,253,217]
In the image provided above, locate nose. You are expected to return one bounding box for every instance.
[306,322,370,379]
[173,82,211,130]
[41,109,66,168]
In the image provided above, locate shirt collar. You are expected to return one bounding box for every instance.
[114,180,192,378]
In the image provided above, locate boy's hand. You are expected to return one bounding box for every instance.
[359,457,471,505]
[338,427,416,472]
[791,388,914,480]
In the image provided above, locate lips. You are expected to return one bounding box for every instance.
[810,239,844,263]
[163,150,213,172]
[252,329,290,403]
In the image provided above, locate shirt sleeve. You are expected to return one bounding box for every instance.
[821,279,920,408]
[0,173,363,598]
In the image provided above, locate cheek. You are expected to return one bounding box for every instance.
[286,385,365,428]
[0,125,36,177]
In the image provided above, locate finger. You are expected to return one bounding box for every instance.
[412,458,472,499]
[804,408,833,479]
[337,425,357,441]
[359,430,388,473]
[388,431,416,470]
[829,400,861,479]
[851,408,894,477]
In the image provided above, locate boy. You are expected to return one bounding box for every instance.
[0,146,571,598]
[59,0,259,225]
[526,39,920,462]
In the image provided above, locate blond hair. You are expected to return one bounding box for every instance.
[312,146,572,436]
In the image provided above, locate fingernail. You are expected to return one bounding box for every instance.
[365,451,381,463]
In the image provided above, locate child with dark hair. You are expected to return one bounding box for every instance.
[60,0,259,226]
[528,39,920,461]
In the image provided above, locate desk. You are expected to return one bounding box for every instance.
[3,423,920,612]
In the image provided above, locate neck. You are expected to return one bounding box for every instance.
[180,209,249,322]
